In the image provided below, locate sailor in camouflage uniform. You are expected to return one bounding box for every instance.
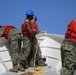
[0,25,30,72]
[30,15,47,67]
[21,10,47,67]
[60,19,76,75]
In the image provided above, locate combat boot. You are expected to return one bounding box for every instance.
[18,64,25,71]
[37,59,47,66]
[9,65,18,72]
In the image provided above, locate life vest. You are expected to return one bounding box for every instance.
[65,19,76,42]
[3,26,16,39]
[21,19,35,36]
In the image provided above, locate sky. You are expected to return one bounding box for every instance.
[0,0,76,35]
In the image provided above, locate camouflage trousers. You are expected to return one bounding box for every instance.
[8,33,22,65]
[60,39,76,75]
[32,37,42,60]
[19,37,31,65]
[8,29,30,66]
[27,36,42,63]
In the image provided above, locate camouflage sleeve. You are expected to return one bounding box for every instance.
[0,27,4,37]
[23,22,36,35]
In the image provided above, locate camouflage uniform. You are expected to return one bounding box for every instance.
[21,17,47,67]
[8,28,22,65]
[19,36,30,67]
[60,38,76,75]
[34,38,47,66]
[8,29,30,65]
[27,36,47,67]
[0,26,30,72]
[26,36,37,66]
[33,38,43,61]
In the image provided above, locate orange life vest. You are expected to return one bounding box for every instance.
[3,26,16,39]
[21,19,35,36]
[65,19,76,42]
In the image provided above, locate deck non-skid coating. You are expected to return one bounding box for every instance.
[1,66,60,75]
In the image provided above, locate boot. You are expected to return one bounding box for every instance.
[9,65,18,72]
[18,64,25,71]
[37,59,47,66]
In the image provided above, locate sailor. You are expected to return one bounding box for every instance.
[30,15,47,67]
[60,18,76,75]
[21,10,47,67]
[0,25,30,72]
